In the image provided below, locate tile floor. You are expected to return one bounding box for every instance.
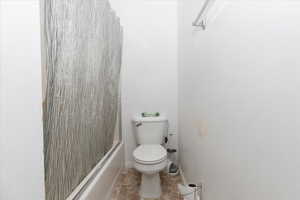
[111,169,184,200]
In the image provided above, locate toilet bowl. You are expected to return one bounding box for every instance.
[133,144,167,199]
[132,114,169,199]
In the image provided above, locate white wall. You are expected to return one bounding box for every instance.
[110,0,178,167]
[0,1,45,199]
[179,0,300,199]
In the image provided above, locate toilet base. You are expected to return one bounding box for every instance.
[140,173,161,199]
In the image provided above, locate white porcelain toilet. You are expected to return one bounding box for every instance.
[132,115,168,199]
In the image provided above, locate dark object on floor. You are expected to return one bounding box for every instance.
[167,162,179,175]
[169,163,179,174]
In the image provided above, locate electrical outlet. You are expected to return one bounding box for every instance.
[196,120,208,137]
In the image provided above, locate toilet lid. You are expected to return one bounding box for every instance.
[133,145,167,164]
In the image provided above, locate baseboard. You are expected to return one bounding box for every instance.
[179,167,202,200]
[179,166,188,185]
[125,161,134,169]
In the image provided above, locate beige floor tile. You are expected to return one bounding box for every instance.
[111,169,183,200]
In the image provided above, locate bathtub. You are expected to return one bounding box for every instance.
[67,142,125,200]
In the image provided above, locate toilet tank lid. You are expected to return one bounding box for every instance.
[132,116,168,123]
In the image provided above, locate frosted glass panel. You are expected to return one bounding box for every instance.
[41,0,123,199]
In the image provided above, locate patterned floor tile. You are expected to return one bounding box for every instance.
[111,169,183,200]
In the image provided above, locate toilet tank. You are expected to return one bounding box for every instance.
[132,115,168,145]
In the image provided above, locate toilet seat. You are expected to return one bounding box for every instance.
[133,144,167,165]
[133,145,168,199]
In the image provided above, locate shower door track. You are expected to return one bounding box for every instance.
[66,141,122,200]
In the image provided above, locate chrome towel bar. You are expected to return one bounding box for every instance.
[192,0,215,29]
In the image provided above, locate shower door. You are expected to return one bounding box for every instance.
[41,0,123,199]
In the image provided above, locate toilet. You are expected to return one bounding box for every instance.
[132,115,168,199]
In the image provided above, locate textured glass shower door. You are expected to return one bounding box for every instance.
[41,0,123,200]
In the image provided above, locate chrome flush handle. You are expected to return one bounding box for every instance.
[135,122,142,127]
